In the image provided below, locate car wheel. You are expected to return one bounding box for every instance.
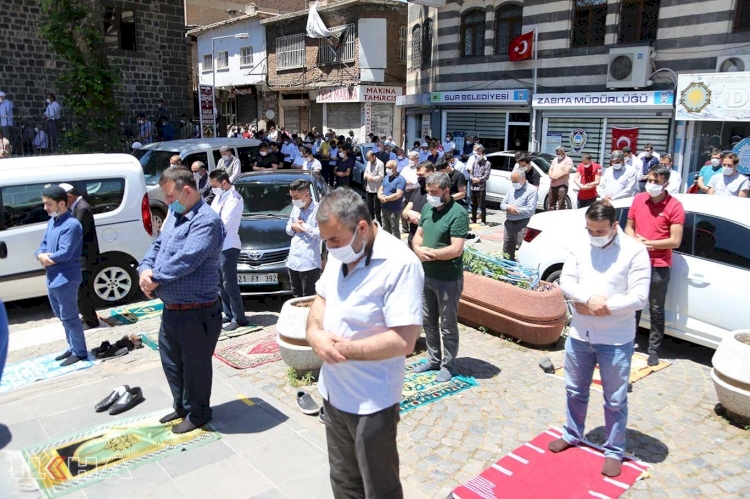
[91,257,139,308]
[564,196,573,210]
[151,208,166,233]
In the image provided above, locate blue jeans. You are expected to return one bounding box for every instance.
[218,248,247,325]
[48,281,88,357]
[562,336,633,460]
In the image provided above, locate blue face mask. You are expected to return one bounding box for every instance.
[170,189,187,214]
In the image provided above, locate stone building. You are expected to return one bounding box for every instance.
[186,0,304,25]
[260,0,408,141]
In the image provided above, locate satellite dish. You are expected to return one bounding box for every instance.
[266,110,275,119]
[719,57,746,72]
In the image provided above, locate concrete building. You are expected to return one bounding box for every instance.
[260,0,408,141]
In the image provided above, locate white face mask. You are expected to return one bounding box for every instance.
[612,163,623,171]
[644,183,664,197]
[583,163,591,168]
[212,187,223,197]
[426,194,444,208]
[46,99,51,104]
[34,127,39,132]
[512,182,523,190]
[590,232,614,248]
[475,154,484,160]
[711,158,721,167]
[398,156,404,160]
[328,228,366,264]
[723,167,735,176]
[292,199,306,209]
[193,172,202,182]
[386,168,394,176]
[557,155,564,161]
[338,152,345,158]
[259,151,267,156]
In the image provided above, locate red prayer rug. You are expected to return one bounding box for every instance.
[452,427,650,499]
[213,334,281,369]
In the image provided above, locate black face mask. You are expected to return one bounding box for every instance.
[417,177,426,189]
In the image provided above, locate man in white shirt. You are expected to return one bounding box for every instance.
[396,148,410,172]
[209,170,248,331]
[307,188,424,499]
[597,150,638,201]
[418,142,430,163]
[286,179,322,297]
[442,134,456,156]
[660,154,683,195]
[622,146,643,180]
[450,154,469,180]
[300,146,322,172]
[348,130,359,145]
[400,151,420,233]
[363,150,385,224]
[708,152,750,197]
[281,136,297,169]
[550,200,650,479]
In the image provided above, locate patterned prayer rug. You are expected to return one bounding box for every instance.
[213,333,281,369]
[99,300,163,326]
[139,324,264,352]
[0,353,98,394]
[452,427,649,499]
[400,360,478,414]
[552,352,671,392]
[22,410,220,498]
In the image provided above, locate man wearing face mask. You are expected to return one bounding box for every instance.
[253,143,279,171]
[179,114,193,139]
[626,165,685,366]
[281,136,297,169]
[191,161,216,205]
[443,134,456,156]
[697,148,723,194]
[139,167,225,434]
[308,189,424,499]
[515,152,539,187]
[209,170,249,331]
[551,201,650,479]
[418,142,430,163]
[136,113,153,144]
[395,147,410,173]
[400,151,421,233]
[300,147,322,172]
[376,142,391,167]
[348,130,359,145]
[334,146,354,187]
[33,124,49,152]
[364,151,384,225]
[436,157,468,208]
[412,171,469,382]
[36,185,88,366]
[548,146,574,210]
[402,161,436,248]
[501,169,538,261]
[573,153,602,209]
[660,154,683,195]
[469,146,491,225]
[707,153,749,197]
[216,146,241,183]
[597,150,638,201]
[378,160,406,239]
[286,179,322,298]
[628,146,652,193]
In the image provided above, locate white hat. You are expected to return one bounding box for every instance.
[59,183,75,193]
[0,92,5,97]
[131,141,142,150]
[421,142,428,147]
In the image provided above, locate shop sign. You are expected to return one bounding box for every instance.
[422,115,431,138]
[569,129,587,154]
[430,90,528,104]
[317,85,402,103]
[733,138,750,175]
[544,133,563,155]
[533,91,674,108]
[199,85,214,137]
[677,72,750,121]
[361,103,372,139]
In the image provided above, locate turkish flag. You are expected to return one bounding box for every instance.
[509,31,533,61]
[611,127,639,153]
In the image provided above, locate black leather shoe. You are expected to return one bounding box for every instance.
[222,322,241,332]
[95,385,130,412]
[55,350,72,361]
[60,355,86,367]
[109,387,144,415]
[159,411,184,424]
[172,418,203,434]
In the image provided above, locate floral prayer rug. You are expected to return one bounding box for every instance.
[99,300,163,326]
[0,353,98,394]
[139,323,263,352]
[213,333,281,369]
[400,359,478,414]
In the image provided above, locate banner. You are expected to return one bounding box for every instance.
[611,127,639,153]
[509,31,533,62]
[306,1,347,38]
[199,85,214,138]
[677,72,750,121]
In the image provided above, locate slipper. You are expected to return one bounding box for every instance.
[318,406,325,424]
[116,337,135,351]
[296,390,319,415]
[129,334,144,349]
[96,345,129,360]
[91,341,111,357]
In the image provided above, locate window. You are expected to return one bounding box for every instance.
[618,0,660,43]
[399,26,407,63]
[83,178,126,215]
[572,0,607,47]
[203,54,212,72]
[422,19,433,68]
[184,152,209,171]
[240,46,254,67]
[1,183,51,229]
[103,7,136,51]
[734,0,750,32]
[318,24,356,65]
[411,24,422,70]
[495,4,523,55]
[237,146,260,171]
[276,33,305,70]
[488,155,512,172]
[217,51,229,70]
[133,150,180,186]
[692,215,750,270]
[461,10,486,57]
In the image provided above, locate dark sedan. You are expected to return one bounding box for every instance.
[233,171,329,296]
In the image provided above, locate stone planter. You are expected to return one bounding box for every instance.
[458,271,566,346]
[711,330,750,419]
[276,296,323,373]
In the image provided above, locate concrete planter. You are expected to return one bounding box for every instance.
[711,330,750,419]
[276,296,323,373]
[458,271,566,346]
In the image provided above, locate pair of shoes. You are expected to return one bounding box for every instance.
[436,368,453,383]
[412,362,439,374]
[172,418,204,434]
[61,354,87,367]
[296,390,320,415]
[647,352,659,366]
[92,341,128,360]
[318,406,325,424]
[547,438,573,453]
[55,350,72,361]
[94,385,145,415]
[159,411,185,424]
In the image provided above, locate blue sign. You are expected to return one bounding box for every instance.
[733,138,750,175]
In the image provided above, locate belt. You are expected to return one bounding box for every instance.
[165,300,217,311]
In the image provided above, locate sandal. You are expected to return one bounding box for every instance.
[128,334,144,349]
[96,343,129,360]
[91,341,111,357]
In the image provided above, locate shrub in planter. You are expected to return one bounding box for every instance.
[276,296,323,372]
[711,330,750,419]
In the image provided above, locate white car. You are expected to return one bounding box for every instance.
[517,194,750,349]
[485,151,580,211]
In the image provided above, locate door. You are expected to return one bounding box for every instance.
[485,154,513,203]
[507,124,530,150]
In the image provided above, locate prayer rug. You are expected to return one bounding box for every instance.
[452,427,650,499]
[99,300,163,326]
[400,360,478,414]
[0,353,97,394]
[139,323,264,351]
[552,352,671,392]
[213,333,281,369]
[21,410,220,498]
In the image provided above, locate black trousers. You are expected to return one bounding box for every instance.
[635,267,671,355]
[78,269,99,327]
[288,268,321,298]
[159,301,222,426]
[366,192,382,224]
[577,197,597,209]
[324,400,402,499]
[322,161,334,186]
[471,190,486,224]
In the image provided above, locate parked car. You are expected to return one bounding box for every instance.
[517,194,750,349]
[484,151,580,210]
[232,170,329,296]
[133,138,262,231]
[0,154,156,306]
[349,142,376,187]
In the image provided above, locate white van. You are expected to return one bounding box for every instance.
[132,138,262,230]
[0,154,156,307]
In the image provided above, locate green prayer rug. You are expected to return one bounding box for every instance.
[100,300,164,326]
[400,360,478,414]
[139,324,264,351]
[21,410,220,498]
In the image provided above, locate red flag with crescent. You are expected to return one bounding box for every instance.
[509,31,533,61]
[611,127,639,153]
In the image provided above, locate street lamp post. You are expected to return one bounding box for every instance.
[212,33,249,136]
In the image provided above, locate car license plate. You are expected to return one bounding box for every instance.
[238,273,278,285]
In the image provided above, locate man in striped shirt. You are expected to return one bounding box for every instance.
[501,169,538,261]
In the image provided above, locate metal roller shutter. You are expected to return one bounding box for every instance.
[446,112,507,152]
[310,103,324,133]
[237,94,258,126]
[327,103,361,136]
[605,118,671,157]
[284,107,301,134]
[371,104,394,138]
[546,117,605,164]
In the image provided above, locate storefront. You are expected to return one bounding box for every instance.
[533,90,675,167]
[397,93,431,150]
[676,72,750,181]
[278,93,311,135]
[432,90,530,153]
[315,85,403,143]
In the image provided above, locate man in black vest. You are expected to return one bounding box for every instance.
[60,183,101,329]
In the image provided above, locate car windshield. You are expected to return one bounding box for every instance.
[235,181,294,217]
[132,149,180,186]
[531,155,551,174]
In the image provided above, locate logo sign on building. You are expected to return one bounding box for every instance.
[569,129,588,154]
[611,127,639,153]
[677,72,750,121]
[317,86,402,103]
[199,85,214,136]
[533,91,674,108]
[733,138,750,175]
[430,90,528,104]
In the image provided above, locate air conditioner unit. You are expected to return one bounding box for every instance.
[716,55,750,72]
[606,46,654,89]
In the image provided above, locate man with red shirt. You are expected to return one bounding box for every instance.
[625,165,685,366]
[573,153,602,209]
